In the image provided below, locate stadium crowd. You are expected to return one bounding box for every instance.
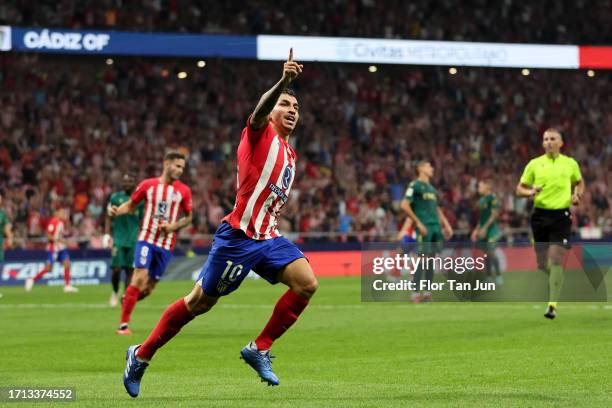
[2,0,612,45]
[0,53,611,247]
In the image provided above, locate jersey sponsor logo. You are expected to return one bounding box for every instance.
[423,192,437,200]
[281,165,293,189]
[157,201,168,217]
[22,29,110,51]
[268,183,288,203]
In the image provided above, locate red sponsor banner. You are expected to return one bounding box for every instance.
[305,251,362,276]
[579,46,612,69]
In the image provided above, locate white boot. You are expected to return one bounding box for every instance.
[25,278,34,292]
[63,285,79,293]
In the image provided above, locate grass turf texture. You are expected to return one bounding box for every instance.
[0,277,610,407]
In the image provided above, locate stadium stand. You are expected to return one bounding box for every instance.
[1,53,610,247]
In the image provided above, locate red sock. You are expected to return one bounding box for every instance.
[120,285,141,325]
[137,299,194,361]
[33,266,50,282]
[255,289,310,350]
[63,265,71,286]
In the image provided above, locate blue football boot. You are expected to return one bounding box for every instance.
[123,345,149,397]
[240,342,279,386]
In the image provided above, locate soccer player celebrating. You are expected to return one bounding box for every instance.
[122,49,317,397]
[471,179,502,284]
[25,208,78,293]
[109,152,192,334]
[401,160,453,302]
[105,174,143,307]
[516,128,584,319]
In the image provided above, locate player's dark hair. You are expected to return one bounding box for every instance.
[281,88,296,98]
[164,151,186,162]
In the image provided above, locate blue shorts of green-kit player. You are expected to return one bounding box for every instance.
[197,222,306,297]
[133,241,173,281]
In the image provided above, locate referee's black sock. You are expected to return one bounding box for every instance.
[484,257,492,279]
[491,255,501,276]
[412,266,425,293]
[424,267,434,285]
[111,267,121,294]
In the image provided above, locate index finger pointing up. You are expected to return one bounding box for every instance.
[288,47,293,61]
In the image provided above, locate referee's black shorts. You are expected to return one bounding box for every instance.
[530,208,572,247]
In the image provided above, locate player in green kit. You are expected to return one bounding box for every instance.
[471,179,502,285]
[0,192,12,299]
[105,174,143,307]
[401,160,453,302]
[0,192,14,265]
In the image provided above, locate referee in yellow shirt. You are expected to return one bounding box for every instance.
[516,128,585,319]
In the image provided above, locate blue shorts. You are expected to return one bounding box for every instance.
[47,249,70,264]
[133,241,173,281]
[198,222,306,297]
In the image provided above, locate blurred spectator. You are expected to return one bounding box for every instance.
[0,53,610,247]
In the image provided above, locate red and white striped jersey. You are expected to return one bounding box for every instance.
[46,217,66,252]
[224,118,297,240]
[132,178,192,251]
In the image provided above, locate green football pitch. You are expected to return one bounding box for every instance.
[1,277,611,407]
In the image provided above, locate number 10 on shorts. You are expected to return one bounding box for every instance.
[216,260,244,293]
